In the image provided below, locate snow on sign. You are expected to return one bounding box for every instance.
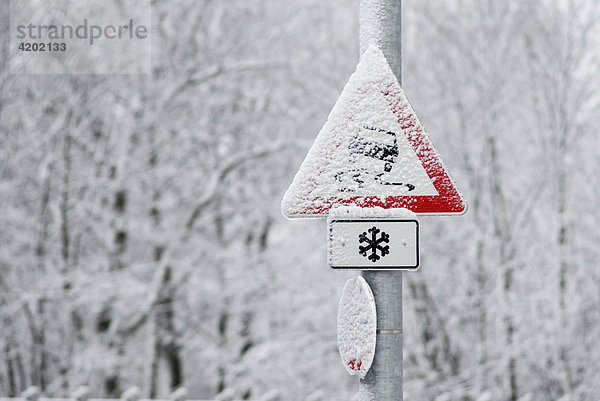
[281,45,467,218]
[337,276,376,379]
[329,219,419,270]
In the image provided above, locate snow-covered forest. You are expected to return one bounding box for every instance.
[1,0,600,400]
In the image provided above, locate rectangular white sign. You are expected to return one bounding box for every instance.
[328,219,419,270]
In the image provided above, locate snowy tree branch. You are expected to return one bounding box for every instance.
[164,61,284,107]
[185,141,287,231]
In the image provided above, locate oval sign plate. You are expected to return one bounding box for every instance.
[337,276,376,378]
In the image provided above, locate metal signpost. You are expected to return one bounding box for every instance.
[281,0,466,399]
[359,2,404,399]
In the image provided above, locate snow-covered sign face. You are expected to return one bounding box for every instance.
[329,218,419,270]
[281,46,467,218]
[337,276,377,379]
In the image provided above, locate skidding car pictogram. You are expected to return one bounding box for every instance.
[335,126,415,193]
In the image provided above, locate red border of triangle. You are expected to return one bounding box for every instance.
[283,48,467,217]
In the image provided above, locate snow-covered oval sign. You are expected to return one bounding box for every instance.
[337,276,377,378]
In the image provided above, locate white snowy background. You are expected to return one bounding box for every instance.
[1,1,600,400]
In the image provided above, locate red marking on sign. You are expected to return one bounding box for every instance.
[348,359,362,372]
[281,46,467,218]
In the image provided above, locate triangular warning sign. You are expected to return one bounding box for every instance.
[282,46,467,218]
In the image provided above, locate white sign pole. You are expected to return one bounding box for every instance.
[359,0,404,400]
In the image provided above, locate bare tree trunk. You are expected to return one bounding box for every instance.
[214,204,230,396]
[156,265,183,391]
[488,135,517,401]
[4,337,17,396]
[475,239,488,391]
[32,158,52,392]
[3,328,27,396]
[149,323,161,399]
[216,305,229,395]
[60,110,77,394]
[149,266,183,396]
[36,299,47,392]
[258,218,272,253]
[23,300,48,392]
[556,162,575,392]
[408,279,460,378]
[109,114,130,271]
[148,123,162,398]
[147,125,183,397]
[111,187,128,271]
[60,128,72,275]
[36,161,52,272]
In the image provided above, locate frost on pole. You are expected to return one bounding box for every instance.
[337,276,377,379]
[281,45,467,218]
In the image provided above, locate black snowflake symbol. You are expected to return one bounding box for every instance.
[359,226,390,262]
